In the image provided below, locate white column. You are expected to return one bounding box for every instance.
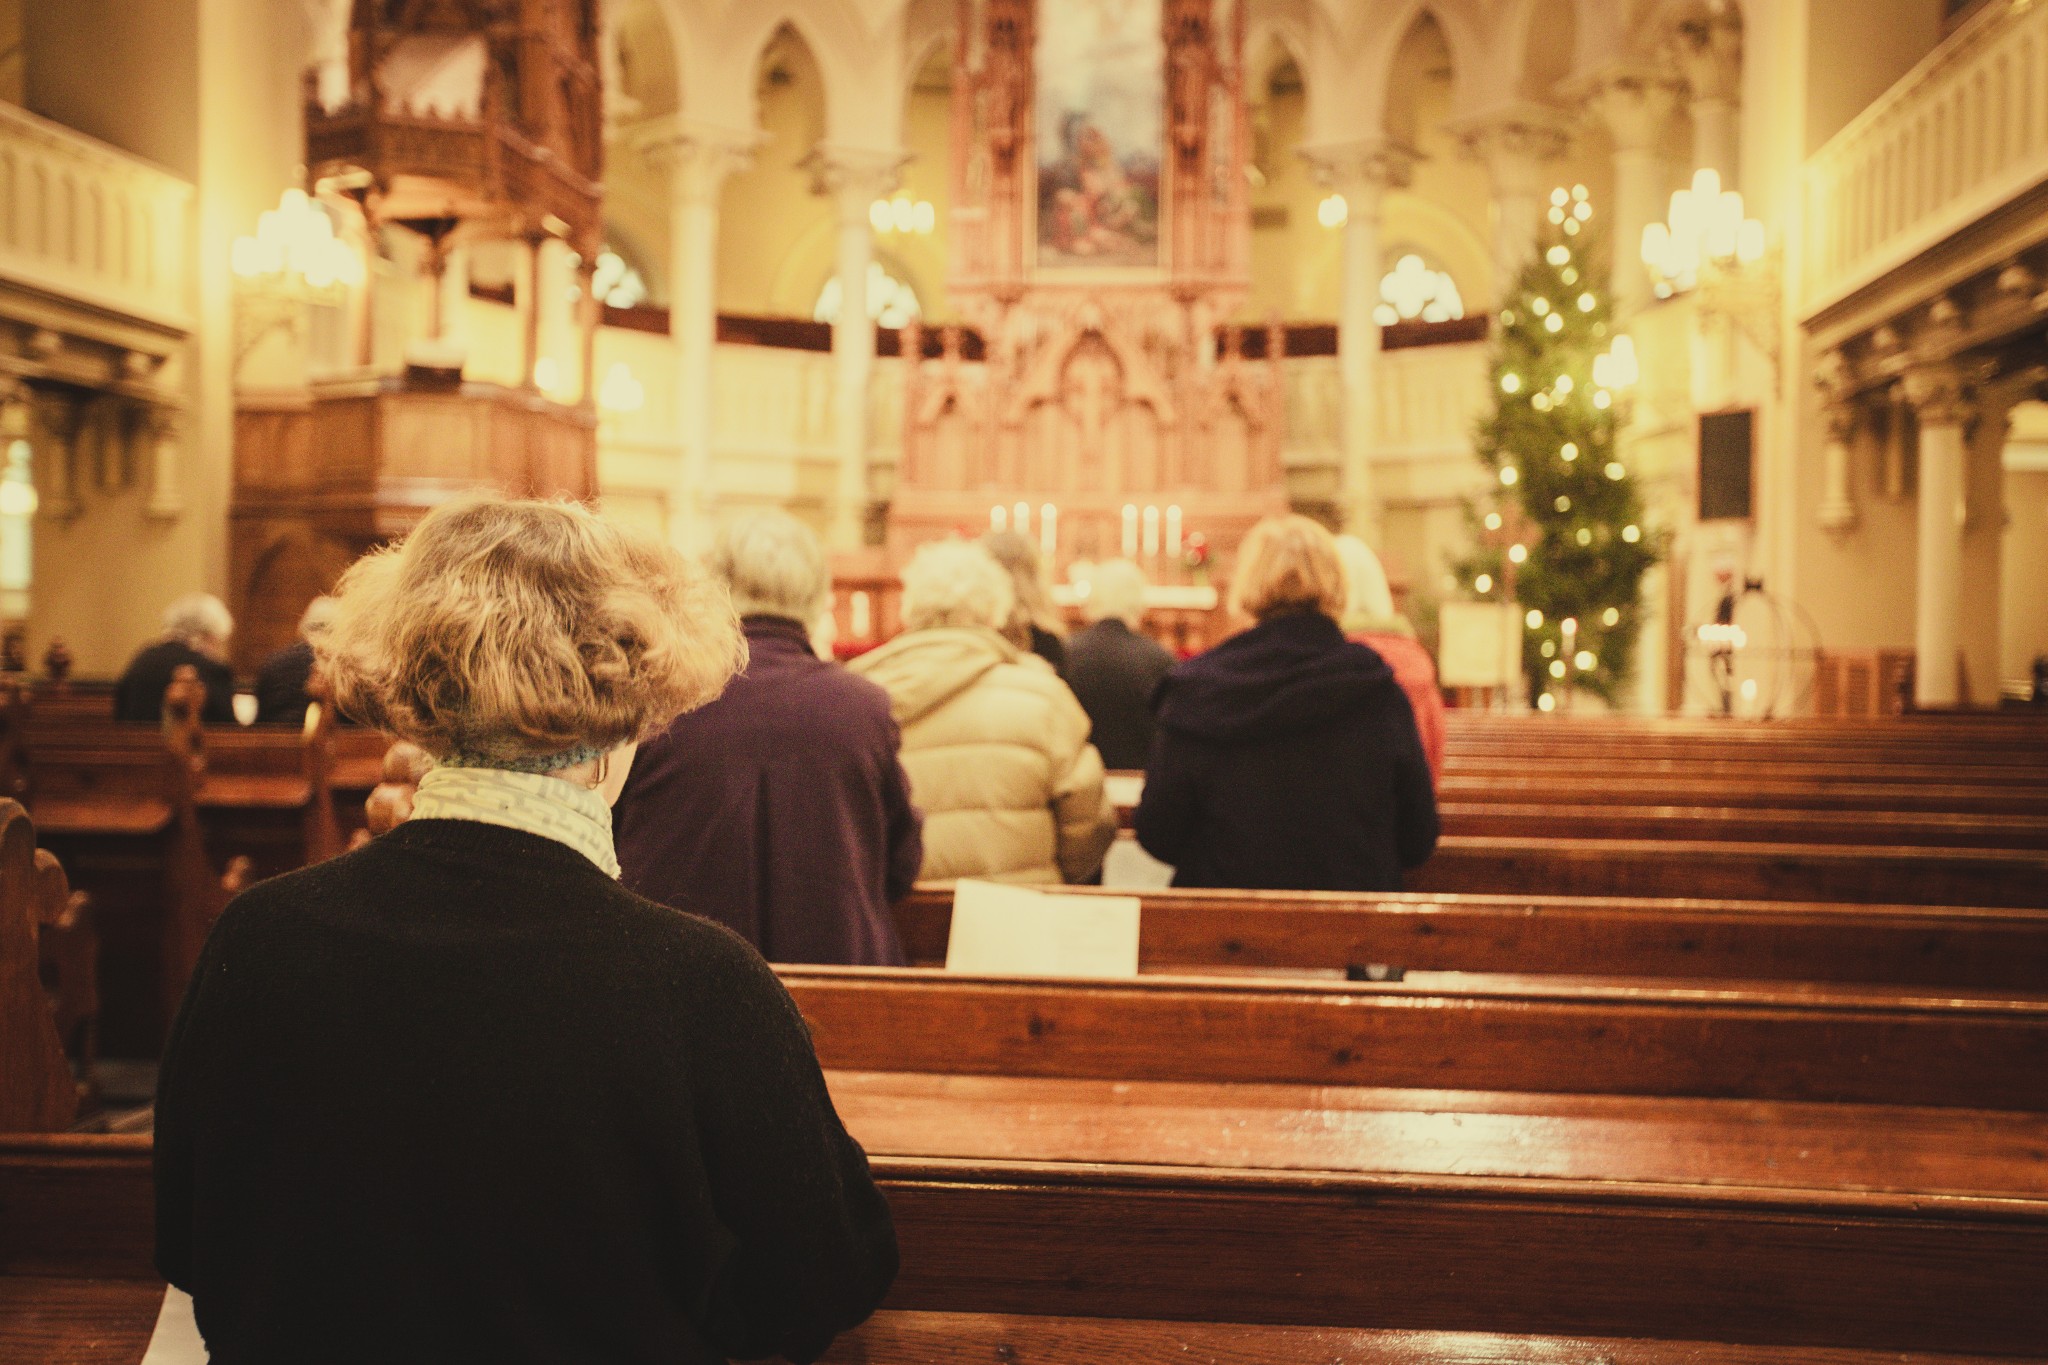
[1815,351,1858,534]
[1583,71,1683,319]
[1303,139,1417,540]
[1451,104,1572,299]
[1672,7,1744,183]
[650,124,759,553]
[144,406,185,519]
[1903,363,1971,708]
[808,145,907,551]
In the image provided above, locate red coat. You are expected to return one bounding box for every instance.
[1351,630,1446,786]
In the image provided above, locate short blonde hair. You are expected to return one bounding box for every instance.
[899,539,1014,632]
[1230,515,1347,623]
[319,495,745,763]
[163,593,233,646]
[712,510,829,624]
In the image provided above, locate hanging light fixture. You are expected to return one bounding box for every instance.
[1640,169,1766,298]
[231,188,363,298]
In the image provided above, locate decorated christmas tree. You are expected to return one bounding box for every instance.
[1458,186,1661,710]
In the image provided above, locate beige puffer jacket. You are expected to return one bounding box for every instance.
[850,627,1116,884]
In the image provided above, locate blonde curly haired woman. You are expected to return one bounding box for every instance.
[154,496,898,1365]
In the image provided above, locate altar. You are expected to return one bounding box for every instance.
[878,0,1289,589]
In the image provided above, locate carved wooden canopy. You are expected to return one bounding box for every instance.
[307,0,603,252]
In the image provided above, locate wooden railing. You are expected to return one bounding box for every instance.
[0,102,194,331]
[1803,0,2048,313]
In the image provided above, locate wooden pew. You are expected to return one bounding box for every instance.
[1437,772,2048,817]
[0,802,77,1133]
[1439,801,2048,848]
[783,967,2048,1111]
[892,884,2048,990]
[1409,835,2048,908]
[20,672,235,1057]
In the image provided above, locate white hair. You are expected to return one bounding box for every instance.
[711,511,829,624]
[162,593,233,646]
[299,596,339,639]
[899,539,1014,632]
[1335,534,1397,625]
[1083,558,1148,626]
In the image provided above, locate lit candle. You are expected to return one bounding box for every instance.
[1142,505,1160,559]
[1121,504,1138,557]
[851,591,872,640]
[1040,503,1057,562]
[1013,501,1031,535]
[1166,505,1182,558]
[990,505,1007,533]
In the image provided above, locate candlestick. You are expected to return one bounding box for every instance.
[851,591,872,640]
[1039,503,1057,562]
[990,505,1006,533]
[1121,504,1138,558]
[1141,505,1160,559]
[1166,505,1182,558]
[1013,501,1031,535]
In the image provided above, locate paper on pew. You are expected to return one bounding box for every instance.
[143,1287,209,1363]
[944,879,1140,978]
[1102,772,1145,810]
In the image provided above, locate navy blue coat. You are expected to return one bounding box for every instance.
[613,617,923,966]
[1134,611,1439,892]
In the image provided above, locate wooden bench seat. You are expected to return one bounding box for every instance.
[9,1108,2047,1358]
[782,968,2048,1111]
[11,1293,2045,1365]
[892,886,2048,989]
[1410,835,2048,908]
[1439,801,2048,849]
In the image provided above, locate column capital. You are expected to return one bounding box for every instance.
[803,143,911,221]
[1573,65,1686,152]
[1446,102,1573,170]
[1299,137,1420,201]
[637,117,766,205]
[1670,6,1744,106]
[1902,363,1976,427]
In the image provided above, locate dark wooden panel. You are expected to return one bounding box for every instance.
[1410,837,2048,908]
[781,969,2048,1110]
[893,886,2048,989]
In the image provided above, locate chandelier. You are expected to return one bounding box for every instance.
[1640,169,1764,298]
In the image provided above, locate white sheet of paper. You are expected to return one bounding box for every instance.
[1438,601,1522,689]
[1103,772,1146,809]
[142,1287,209,1364]
[944,879,1141,979]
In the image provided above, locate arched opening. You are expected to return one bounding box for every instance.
[719,22,832,316]
[1241,38,1328,320]
[2000,401,2048,700]
[1379,13,1490,313]
[1519,0,1577,101]
[888,34,955,322]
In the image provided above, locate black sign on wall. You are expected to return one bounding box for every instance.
[1699,409,1756,522]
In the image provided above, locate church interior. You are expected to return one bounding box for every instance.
[3,0,2048,1361]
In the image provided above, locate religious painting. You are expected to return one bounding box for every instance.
[1034,0,1164,270]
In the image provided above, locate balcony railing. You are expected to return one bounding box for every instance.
[0,101,194,331]
[1804,0,2048,314]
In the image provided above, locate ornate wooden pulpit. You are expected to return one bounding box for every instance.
[888,0,1286,581]
[231,0,605,668]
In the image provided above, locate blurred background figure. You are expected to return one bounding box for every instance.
[1335,535,1445,784]
[115,593,237,724]
[980,529,1068,673]
[852,539,1114,885]
[253,596,339,726]
[1137,515,1437,892]
[1065,558,1174,771]
[614,511,922,965]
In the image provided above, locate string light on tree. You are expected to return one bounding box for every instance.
[1455,186,1663,707]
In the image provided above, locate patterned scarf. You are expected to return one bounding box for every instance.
[409,764,621,879]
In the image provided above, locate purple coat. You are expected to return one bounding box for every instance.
[613,616,923,965]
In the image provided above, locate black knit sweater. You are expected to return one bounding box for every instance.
[154,819,898,1365]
